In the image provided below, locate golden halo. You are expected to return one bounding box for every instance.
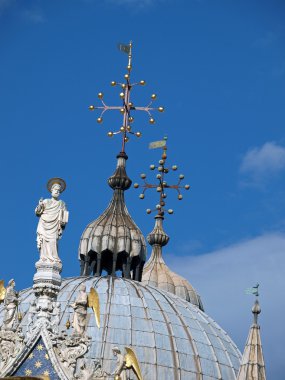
[47,177,66,193]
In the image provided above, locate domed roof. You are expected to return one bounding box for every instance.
[142,215,204,310]
[0,276,241,380]
[142,249,204,310]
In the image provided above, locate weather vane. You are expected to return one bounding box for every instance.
[134,137,190,216]
[245,283,259,297]
[88,41,164,153]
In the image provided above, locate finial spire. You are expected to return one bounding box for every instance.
[89,42,164,153]
[237,284,266,380]
[139,141,203,308]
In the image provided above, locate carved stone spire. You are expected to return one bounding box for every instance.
[78,152,146,281]
[237,299,266,380]
[142,214,204,310]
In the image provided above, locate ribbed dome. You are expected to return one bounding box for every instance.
[0,276,241,380]
[142,215,204,309]
[78,152,146,280]
[142,249,204,310]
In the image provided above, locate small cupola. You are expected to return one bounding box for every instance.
[78,152,146,281]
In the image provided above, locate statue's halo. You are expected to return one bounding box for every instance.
[47,177,66,193]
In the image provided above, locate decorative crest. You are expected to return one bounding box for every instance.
[88,42,164,153]
[134,137,190,216]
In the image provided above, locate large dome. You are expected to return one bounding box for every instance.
[0,276,241,379]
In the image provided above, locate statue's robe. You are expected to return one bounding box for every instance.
[36,199,66,263]
[72,291,88,335]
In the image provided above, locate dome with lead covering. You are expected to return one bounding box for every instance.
[142,215,204,309]
[0,276,241,380]
[142,250,204,310]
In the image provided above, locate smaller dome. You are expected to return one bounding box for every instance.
[141,215,204,310]
[78,152,146,280]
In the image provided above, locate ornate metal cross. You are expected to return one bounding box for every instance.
[134,137,190,216]
[88,42,164,153]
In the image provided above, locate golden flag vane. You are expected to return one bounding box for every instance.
[88,42,164,153]
[134,137,190,216]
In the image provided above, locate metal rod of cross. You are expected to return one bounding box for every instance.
[88,42,164,153]
[134,137,190,217]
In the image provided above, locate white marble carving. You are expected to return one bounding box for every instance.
[77,359,105,380]
[111,346,142,380]
[71,284,88,336]
[27,300,37,332]
[0,328,24,371]
[54,331,91,378]
[51,301,61,334]
[112,347,127,380]
[35,178,68,264]
[1,279,18,331]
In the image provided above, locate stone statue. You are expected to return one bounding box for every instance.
[27,300,37,331]
[112,347,127,380]
[35,178,68,263]
[71,284,88,336]
[111,346,143,380]
[52,301,61,334]
[2,279,18,331]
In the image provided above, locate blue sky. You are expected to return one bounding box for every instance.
[0,0,285,378]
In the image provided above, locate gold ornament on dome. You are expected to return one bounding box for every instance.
[87,287,100,328]
[0,280,6,303]
[125,347,143,380]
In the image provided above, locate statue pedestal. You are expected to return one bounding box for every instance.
[33,260,62,299]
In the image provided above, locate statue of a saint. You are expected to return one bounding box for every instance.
[35,178,68,263]
[2,279,18,331]
[71,284,88,336]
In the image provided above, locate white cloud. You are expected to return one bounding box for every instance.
[165,233,285,379]
[240,142,285,185]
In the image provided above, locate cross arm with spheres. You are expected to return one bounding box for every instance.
[134,137,191,217]
[88,42,165,153]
